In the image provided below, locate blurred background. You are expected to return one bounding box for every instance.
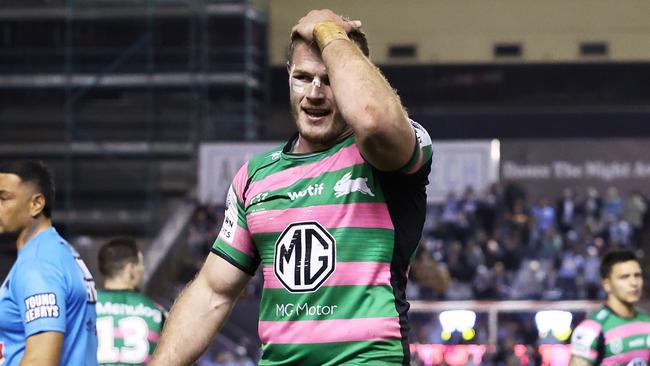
[1,0,650,365]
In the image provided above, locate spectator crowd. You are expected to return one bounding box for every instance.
[410,184,647,302]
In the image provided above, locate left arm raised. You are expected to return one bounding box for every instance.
[323,38,415,171]
[293,9,416,171]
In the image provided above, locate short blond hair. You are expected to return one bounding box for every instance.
[286,28,370,65]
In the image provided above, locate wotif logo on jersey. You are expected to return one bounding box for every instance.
[288,183,324,201]
[334,172,374,198]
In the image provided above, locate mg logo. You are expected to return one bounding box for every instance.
[274,221,336,293]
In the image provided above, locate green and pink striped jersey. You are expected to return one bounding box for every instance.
[570,305,650,365]
[96,290,167,365]
[213,122,433,365]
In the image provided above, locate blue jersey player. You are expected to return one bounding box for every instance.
[0,161,98,366]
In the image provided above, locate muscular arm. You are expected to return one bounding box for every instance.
[322,38,414,171]
[293,10,416,171]
[20,332,63,366]
[149,253,251,365]
[568,356,594,366]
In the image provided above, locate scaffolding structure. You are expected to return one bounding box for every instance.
[0,0,267,236]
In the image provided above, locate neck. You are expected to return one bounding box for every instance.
[293,129,353,154]
[17,217,52,250]
[607,297,636,318]
[104,277,136,291]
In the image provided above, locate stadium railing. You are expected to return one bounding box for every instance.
[409,300,602,345]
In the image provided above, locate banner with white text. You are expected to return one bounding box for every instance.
[500,139,650,200]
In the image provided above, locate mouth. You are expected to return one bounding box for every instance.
[302,107,331,122]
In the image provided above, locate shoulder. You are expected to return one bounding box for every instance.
[233,143,285,183]
[136,293,168,322]
[410,120,432,148]
[635,308,650,320]
[136,292,164,310]
[589,306,611,323]
[96,289,115,301]
[245,144,286,173]
[396,119,433,175]
[21,229,73,265]
[573,318,604,337]
[9,248,69,296]
[572,307,608,341]
[571,316,604,358]
[230,143,285,199]
[14,250,66,279]
[126,291,166,313]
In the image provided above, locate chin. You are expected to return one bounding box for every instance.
[622,297,640,306]
[298,125,334,143]
[309,131,341,147]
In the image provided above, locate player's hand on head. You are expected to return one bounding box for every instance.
[291,9,362,43]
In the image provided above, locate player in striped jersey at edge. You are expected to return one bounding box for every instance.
[96,237,167,365]
[570,249,650,366]
[151,8,433,366]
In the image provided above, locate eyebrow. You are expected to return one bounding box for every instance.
[291,67,328,78]
[618,272,641,276]
[291,68,311,76]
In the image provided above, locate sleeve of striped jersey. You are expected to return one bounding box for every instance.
[570,319,602,362]
[211,163,260,276]
[401,120,433,174]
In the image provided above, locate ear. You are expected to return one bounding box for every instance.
[122,262,136,283]
[29,193,46,218]
[124,261,135,275]
[602,278,611,294]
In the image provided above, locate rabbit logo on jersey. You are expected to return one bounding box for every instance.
[274,221,336,293]
[334,172,374,198]
[611,338,624,354]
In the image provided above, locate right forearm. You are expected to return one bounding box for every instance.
[149,276,236,365]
